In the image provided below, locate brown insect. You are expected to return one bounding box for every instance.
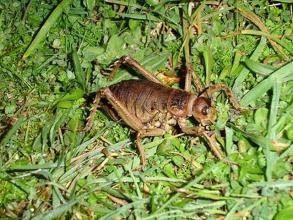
[85,56,242,166]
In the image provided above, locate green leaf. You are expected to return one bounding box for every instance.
[0,117,26,148]
[32,199,79,220]
[267,80,281,139]
[275,205,293,220]
[83,47,105,62]
[254,108,269,129]
[106,34,124,52]
[240,61,293,106]
[57,88,84,102]
[23,0,74,58]
[72,50,86,91]
[157,139,173,156]
[172,155,184,166]
[245,59,277,76]
[163,164,176,178]
[129,19,140,32]
[286,124,293,140]
[85,0,95,13]
[233,37,267,95]
[201,46,214,84]
[272,0,293,4]
[57,100,73,108]
[225,126,233,155]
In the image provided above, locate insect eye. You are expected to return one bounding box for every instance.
[202,106,209,115]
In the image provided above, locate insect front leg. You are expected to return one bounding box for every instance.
[178,118,225,160]
[200,84,242,111]
[107,56,162,84]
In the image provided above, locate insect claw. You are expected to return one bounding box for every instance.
[204,130,215,137]
[229,107,250,115]
[229,109,241,115]
[223,159,239,166]
[101,69,112,76]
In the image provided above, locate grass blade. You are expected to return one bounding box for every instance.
[72,50,86,91]
[0,116,26,154]
[248,180,293,188]
[275,206,293,220]
[264,80,281,181]
[245,59,277,76]
[23,0,74,59]
[202,46,214,84]
[99,199,149,220]
[272,0,293,3]
[9,162,57,171]
[241,29,293,55]
[237,5,289,59]
[225,126,233,155]
[267,81,281,139]
[32,199,79,220]
[240,61,293,106]
[232,37,267,95]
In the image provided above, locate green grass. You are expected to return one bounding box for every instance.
[0,0,292,219]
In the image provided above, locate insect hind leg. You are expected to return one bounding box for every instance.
[184,64,204,93]
[107,56,162,84]
[137,128,166,167]
[83,91,102,132]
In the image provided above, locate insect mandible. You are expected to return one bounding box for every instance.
[85,56,242,166]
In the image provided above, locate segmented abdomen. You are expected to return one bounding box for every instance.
[109,79,191,124]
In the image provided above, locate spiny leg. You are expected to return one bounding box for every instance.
[107,56,162,84]
[100,103,121,122]
[178,118,225,160]
[100,88,158,166]
[102,88,143,131]
[184,64,192,92]
[191,67,204,93]
[137,128,166,167]
[182,13,204,94]
[184,64,204,93]
[182,10,194,93]
[84,91,102,132]
[200,84,242,111]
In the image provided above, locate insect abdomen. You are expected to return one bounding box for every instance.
[109,79,190,123]
[109,80,169,123]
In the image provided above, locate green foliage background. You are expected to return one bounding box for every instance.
[0,0,292,219]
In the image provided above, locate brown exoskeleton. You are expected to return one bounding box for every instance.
[85,56,242,166]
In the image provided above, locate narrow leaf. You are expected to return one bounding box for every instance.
[23,0,74,59]
[0,116,26,149]
[245,59,277,76]
[72,50,86,91]
[32,200,78,220]
[232,37,267,95]
[237,5,289,59]
[275,206,293,220]
[202,46,214,84]
[240,61,293,106]
[272,0,293,3]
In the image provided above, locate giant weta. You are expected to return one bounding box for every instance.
[85,56,242,166]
